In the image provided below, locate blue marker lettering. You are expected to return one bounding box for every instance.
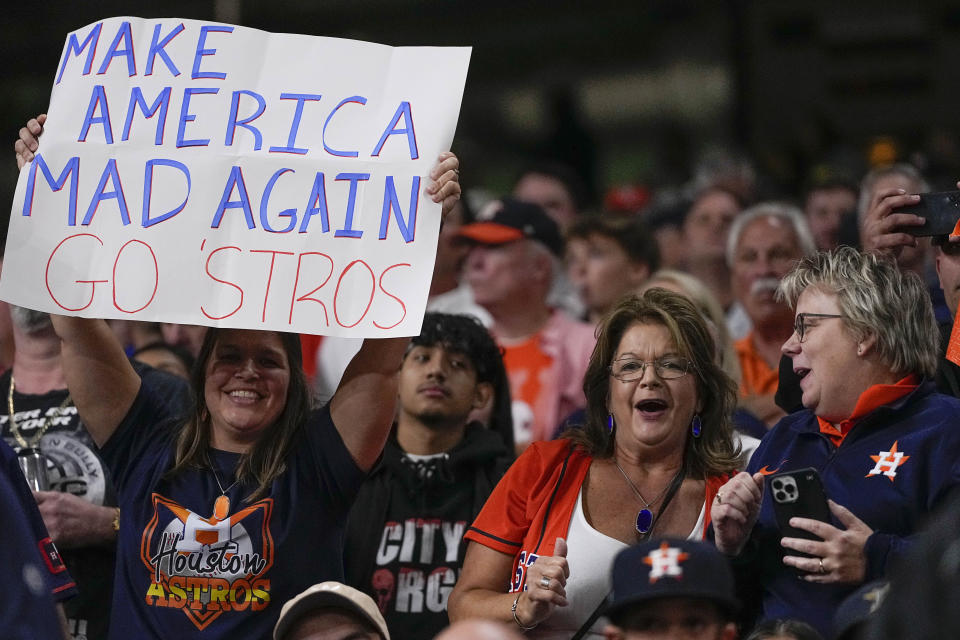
[322,96,366,158]
[300,172,330,233]
[225,90,266,149]
[22,154,79,225]
[78,85,114,144]
[82,159,130,226]
[371,101,418,159]
[145,23,184,76]
[211,166,255,229]
[334,173,370,238]
[378,176,420,243]
[56,22,103,84]
[177,87,219,147]
[96,20,136,76]
[122,87,172,145]
[260,168,297,233]
[142,159,190,227]
[191,25,233,80]
[269,93,321,155]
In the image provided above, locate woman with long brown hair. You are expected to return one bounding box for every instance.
[449,289,742,638]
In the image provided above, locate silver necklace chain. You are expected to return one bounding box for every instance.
[206,452,240,495]
[613,459,674,509]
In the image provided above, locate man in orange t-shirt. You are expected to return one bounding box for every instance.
[728,204,816,427]
[458,199,595,451]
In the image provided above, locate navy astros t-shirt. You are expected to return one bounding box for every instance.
[100,383,365,639]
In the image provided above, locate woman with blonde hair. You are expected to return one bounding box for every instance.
[713,247,960,636]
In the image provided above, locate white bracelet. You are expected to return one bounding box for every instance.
[511,592,538,631]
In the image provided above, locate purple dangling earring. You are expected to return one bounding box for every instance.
[691,414,702,438]
[607,414,615,432]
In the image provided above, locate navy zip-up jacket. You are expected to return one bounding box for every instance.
[737,381,960,637]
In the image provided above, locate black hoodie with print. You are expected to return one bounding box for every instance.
[343,422,511,639]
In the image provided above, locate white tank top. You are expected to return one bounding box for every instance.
[529,486,706,639]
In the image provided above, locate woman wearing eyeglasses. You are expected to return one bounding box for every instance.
[712,247,960,637]
[449,289,742,638]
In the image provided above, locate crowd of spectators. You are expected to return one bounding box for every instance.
[6,64,960,640]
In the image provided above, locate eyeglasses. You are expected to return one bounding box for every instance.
[793,313,843,343]
[609,356,692,381]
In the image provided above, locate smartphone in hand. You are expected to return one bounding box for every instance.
[769,468,831,554]
[894,190,960,237]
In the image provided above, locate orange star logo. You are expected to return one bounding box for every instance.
[867,441,910,482]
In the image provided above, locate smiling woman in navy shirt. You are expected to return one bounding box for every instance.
[40,153,460,639]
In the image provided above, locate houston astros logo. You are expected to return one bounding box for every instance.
[866,441,909,481]
[643,541,689,583]
[140,493,275,630]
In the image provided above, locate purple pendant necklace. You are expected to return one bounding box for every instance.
[613,459,685,538]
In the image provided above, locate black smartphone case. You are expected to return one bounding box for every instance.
[895,190,960,237]
[768,467,831,556]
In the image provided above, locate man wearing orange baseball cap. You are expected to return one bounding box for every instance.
[457,199,595,451]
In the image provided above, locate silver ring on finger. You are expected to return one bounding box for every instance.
[818,558,826,574]
[539,575,551,589]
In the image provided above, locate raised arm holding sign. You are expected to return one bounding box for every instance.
[8,17,467,638]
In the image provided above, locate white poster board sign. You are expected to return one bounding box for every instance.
[1,17,470,337]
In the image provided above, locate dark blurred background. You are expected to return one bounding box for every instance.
[5,0,960,214]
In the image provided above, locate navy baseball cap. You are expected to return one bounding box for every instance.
[833,580,889,640]
[456,197,564,257]
[606,538,739,621]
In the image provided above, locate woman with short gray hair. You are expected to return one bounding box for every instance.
[710,247,960,637]
[778,247,939,380]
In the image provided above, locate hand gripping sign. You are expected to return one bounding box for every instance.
[1,18,470,337]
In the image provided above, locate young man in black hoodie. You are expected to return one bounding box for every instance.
[343,313,513,640]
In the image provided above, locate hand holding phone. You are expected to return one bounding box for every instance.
[893,190,960,237]
[771,470,876,582]
[769,468,831,556]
